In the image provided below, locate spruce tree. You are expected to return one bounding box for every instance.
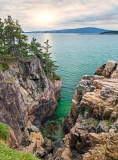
[0,16,59,79]
[30,37,42,58]
[0,18,6,54]
[3,16,28,57]
[43,39,58,78]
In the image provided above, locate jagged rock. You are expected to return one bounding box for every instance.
[61,60,118,160]
[111,67,118,78]
[88,126,96,133]
[89,133,100,145]
[83,133,118,160]
[0,58,62,156]
[96,121,109,133]
[100,87,111,98]
[43,138,54,153]
[95,60,117,77]
[30,124,39,132]
[8,127,19,148]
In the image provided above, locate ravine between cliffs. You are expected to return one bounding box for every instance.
[0,58,118,160]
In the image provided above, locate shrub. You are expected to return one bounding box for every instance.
[0,62,9,71]
[51,73,61,82]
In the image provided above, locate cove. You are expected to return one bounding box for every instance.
[27,33,118,140]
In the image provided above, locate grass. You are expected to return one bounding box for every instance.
[0,123,9,141]
[0,123,39,160]
[0,142,39,160]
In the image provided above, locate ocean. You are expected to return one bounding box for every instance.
[27,33,118,139]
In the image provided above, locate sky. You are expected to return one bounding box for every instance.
[0,0,118,31]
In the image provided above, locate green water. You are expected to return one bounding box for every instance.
[27,33,118,140]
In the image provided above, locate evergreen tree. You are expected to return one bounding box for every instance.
[30,37,42,58]
[0,18,6,54]
[14,20,28,57]
[3,16,28,56]
[0,16,60,79]
[43,39,58,77]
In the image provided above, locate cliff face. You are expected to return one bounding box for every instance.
[51,60,118,160]
[0,58,61,157]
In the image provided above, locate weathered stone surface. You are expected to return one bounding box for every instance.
[43,138,54,153]
[96,121,109,133]
[83,133,118,160]
[0,58,61,155]
[60,60,118,160]
[95,60,117,77]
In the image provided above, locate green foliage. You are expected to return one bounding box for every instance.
[0,142,39,160]
[29,37,42,58]
[0,62,9,71]
[0,123,9,141]
[0,16,60,78]
[0,16,28,57]
[106,121,112,126]
[51,73,61,82]
[41,39,59,78]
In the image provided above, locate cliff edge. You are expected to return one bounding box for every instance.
[49,60,118,160]
[0,57,61,158]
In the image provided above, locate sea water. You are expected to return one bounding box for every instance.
[27,33,118,139]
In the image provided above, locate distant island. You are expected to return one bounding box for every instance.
[100,31,118,35]
[25,27,113,34]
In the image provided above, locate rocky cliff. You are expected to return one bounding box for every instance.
[0,57,61,158]
[50,60,118,160]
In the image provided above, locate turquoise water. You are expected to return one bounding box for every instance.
[27,33,118,139]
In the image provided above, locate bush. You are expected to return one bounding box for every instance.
[0,63,9,71]
[53,73,61,80]
[0,123,9,141]
[51,73,61,82]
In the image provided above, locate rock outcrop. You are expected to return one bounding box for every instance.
[0,57,61,157]
[53,60,118,160]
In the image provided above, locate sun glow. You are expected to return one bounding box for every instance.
[36,12,55,24]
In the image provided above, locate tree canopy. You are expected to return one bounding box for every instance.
[0,16,60,80]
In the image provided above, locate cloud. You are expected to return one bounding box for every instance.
[0,0,118,30]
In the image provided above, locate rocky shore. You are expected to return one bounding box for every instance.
[48,60,118,160]
[1,59,118,160]
[0,57,62,158]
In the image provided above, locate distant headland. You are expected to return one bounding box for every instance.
[25,27,118,34]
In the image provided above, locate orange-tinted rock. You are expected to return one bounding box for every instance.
[61,60,118,160]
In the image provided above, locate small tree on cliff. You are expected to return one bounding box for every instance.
[30,37,43,58]
[42,39,58,78]
[1,16,28,56]
[0,16,60,80]
[42,39,52,74]
[0,18,6,54]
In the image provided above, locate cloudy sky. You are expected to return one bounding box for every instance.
[0,0,118,31]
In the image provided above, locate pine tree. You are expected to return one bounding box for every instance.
[30,37,42,58]
[3,16,28,57]
[0,16,60,78]
[43,39,58,78]
[0,18,6,54]
[14,20,28,57]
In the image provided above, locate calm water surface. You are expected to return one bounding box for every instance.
[27,33,118,139]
